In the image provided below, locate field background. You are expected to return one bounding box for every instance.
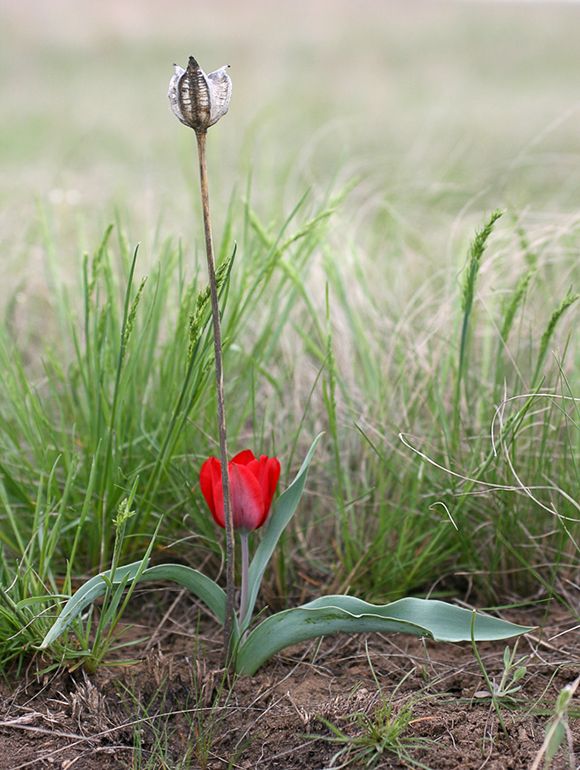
[3,0,580,270]
[0,0,578,655]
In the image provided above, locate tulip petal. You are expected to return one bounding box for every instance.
[246,457,281,525]
[210,476,226,528]
[212,463,264,531]
[261,457,281,514]
[231,463,266,530]
[231,449,256,466]
[200,457,221,523]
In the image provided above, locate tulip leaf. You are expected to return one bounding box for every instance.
[40,562,228,649]
[242,434,323,631]
[235,595,534,675]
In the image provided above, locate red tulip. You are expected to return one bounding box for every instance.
[200,450,281,532]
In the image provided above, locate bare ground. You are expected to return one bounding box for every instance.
[0,597,578,769]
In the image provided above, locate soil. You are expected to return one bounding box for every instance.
[0,595,578,770]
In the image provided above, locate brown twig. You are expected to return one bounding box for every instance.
[195,128,235,666]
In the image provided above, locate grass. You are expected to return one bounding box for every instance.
[117,659,235,770]
[314,645,432,769]
[0,190,577,668]
[316,700,427,769]
[0,192,340,663]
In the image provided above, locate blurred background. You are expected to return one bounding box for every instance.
[2,0,580,290]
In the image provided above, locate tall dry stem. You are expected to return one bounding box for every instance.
[195,129,236,665]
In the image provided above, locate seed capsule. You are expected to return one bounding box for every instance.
[168,56,232,133]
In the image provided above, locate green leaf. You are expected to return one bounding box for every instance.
[242,434,323,631]
[236,595,533,675]
[40,562,228,649]
[555,687,572,713]
[503,645,511,669]
[546,720,566,764]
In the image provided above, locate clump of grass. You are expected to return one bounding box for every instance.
[311,208,578,604]
[314,648,430,769]
[317,701,423,769]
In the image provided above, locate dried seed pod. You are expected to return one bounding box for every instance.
[168,56,232,133]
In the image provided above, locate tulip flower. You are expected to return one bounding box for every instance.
[200,451,280,533]
[200,450,280,626]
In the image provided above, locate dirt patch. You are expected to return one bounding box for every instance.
[0,600,578,769]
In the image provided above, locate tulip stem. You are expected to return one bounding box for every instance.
[239,533,250,627]
[195,128,236,667]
